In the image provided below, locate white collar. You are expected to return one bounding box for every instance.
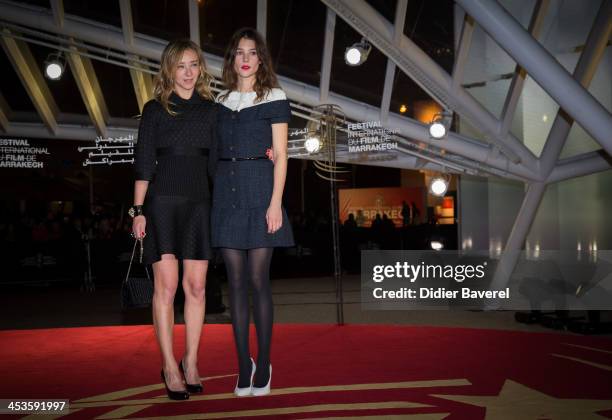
[217,88,286,111]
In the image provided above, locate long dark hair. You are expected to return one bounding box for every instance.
[219,27,279,103]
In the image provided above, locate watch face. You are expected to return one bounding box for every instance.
[128,208,135,218]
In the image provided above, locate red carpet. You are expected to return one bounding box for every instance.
[1,324,611,419]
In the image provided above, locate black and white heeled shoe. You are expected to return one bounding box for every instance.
[251,364,272,396]
[234,358,256,397]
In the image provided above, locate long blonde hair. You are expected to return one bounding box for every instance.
[154,39,214,114]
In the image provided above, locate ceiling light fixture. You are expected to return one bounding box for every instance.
[344,38,372,66]
[44,52,65,81]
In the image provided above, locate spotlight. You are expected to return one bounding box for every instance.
[344,39,372,66]
[399,104,407,114]
[429,120,446,139]
[430,240,444,251]
[429,111,452,139]
[44,52,65,81]
[304,135,321,154]
[429,175,449,197]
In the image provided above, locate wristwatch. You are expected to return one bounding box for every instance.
[128,205,144,218]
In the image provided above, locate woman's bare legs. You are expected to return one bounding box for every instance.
[182,259,208,385]
[152,254,185,391]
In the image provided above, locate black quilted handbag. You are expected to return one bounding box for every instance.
[120,238,153,310]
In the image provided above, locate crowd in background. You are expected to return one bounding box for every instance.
[0,202,454,286]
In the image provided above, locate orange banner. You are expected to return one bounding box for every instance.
[339,187,425,227]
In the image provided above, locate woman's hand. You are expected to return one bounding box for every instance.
[266,204,282,234]
[266,148,275,163]
[132,215,146,238]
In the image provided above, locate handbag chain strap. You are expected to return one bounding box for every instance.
[124,238,147,284]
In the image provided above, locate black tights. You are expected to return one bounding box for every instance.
[221,247,274,388]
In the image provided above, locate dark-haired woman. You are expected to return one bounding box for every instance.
[132,39,216,400]
[212,28,293,397]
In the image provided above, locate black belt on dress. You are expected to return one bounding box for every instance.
[218,156,268,161]
[156,146,209,156]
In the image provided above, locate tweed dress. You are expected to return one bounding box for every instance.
[134,92,217,264]
[211,88,294,249]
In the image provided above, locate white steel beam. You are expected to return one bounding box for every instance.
[457,0,612,158]
[0,1,170,70]
[0,92,10,132]
[49,0,63,28]
[129,64,154,112]
[188,0,200,45]
[65,46,110,137]
[452,14,474,90]
[3,121,135,141]
[281,75,537,180]
[119,0,153,111]
[320,0,539,172]
[257,0,267,40]
[485,180,546,310]
[0,0,534,180]
[1,119,458,175]
[548,151,611,183]
[380,58,396,122]
[488,0,612,299]
[498,0,549,137]
[540,0,612,178]
[380,0,407,122]
[319,7,335,103]
[118,0,134,45]
[0,29,59,134]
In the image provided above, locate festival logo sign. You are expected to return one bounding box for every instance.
[78,135,135,166]
[0,138,49,169]
[347,121,399,153]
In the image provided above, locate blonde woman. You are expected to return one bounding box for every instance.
[132,39,216,400]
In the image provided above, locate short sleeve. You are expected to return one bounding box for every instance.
[259,89,291,124]
[134,100,159,181]
[269,99,291,124]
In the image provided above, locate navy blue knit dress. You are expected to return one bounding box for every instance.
[211,88,294,249]
[134,92,216,264]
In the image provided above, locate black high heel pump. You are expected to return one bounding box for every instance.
[160,369,190,400]
[180,359,204,393]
